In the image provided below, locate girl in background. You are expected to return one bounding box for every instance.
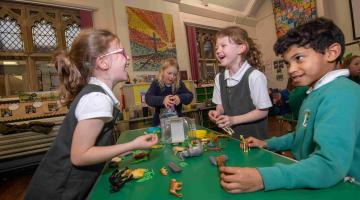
[343,55,360,84]
[145,58,193,126]
[25,29,158,200]
[208,26,272,139]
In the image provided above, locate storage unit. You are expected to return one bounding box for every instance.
[195,85,213,104]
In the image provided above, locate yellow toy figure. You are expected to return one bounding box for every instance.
[240,135,250,152]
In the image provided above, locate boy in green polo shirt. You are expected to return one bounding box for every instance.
[218,17,360,193]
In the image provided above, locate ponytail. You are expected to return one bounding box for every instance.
[53,51,86,107]
[53,29,118,107]
[246,39,265,72]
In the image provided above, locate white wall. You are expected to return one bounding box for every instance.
[319,0,360,56]
[255,0,287,89]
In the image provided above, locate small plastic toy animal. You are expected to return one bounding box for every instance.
[178,141,203,160]
[169,178,183,197]
[160,167,168,176]
[109,168,133,192]
[209,155,228,166]
[109,167,145,192]
[240,135,250,152]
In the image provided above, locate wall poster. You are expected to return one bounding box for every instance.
[126,7,177,71]
[272,0,317,38]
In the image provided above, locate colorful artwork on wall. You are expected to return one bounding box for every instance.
[126,7,177,71]
[272,0,317,38]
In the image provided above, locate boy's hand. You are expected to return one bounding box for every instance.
[171,95,181,105]
[219,166,264,193]
[245,136,267,148]
[131,134,158,149]
[216,115,233,128]
[163,95,175,108]
[208,110,220,122]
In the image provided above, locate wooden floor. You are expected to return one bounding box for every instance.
[0,116,289,200]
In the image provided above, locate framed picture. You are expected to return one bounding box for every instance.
[349,0,360,40]
[126,7,177,71]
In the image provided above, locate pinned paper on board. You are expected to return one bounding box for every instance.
[133,84,150,106]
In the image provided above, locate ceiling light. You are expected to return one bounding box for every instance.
[3,61,18,65]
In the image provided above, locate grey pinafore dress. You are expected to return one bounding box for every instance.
[219,67,267,139]
[25,84,119,200]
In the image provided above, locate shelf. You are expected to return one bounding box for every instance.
[195,86,213,104]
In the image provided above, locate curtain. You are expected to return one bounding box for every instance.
[185,25,200,81]
[80,10,93,29]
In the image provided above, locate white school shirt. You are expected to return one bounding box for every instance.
[75,77,119,122]
[306,69,350,94]
[212,61,272,109]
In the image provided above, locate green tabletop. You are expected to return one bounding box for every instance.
[88,127,360,200]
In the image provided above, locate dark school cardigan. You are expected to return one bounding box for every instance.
[145,80,193,126]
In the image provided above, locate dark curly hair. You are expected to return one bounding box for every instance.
[274,17,345,63]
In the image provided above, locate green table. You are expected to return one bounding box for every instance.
[88,127,360,200]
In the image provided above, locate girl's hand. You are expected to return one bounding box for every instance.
[219,166,264,193]
[163,95,175,108]
[131,134,158,150]
[245,136,267,148]
[208,110,220,122]
[171,95,181,105]
[216,115,233,128]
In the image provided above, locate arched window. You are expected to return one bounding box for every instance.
[0,2,87,97]
[32,19,58,52]
[0,15,24,52]
[65,23,80,50]
[196,27,220,82]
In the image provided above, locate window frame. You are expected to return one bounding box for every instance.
[0,1,81,97]
[195,27,222,82]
